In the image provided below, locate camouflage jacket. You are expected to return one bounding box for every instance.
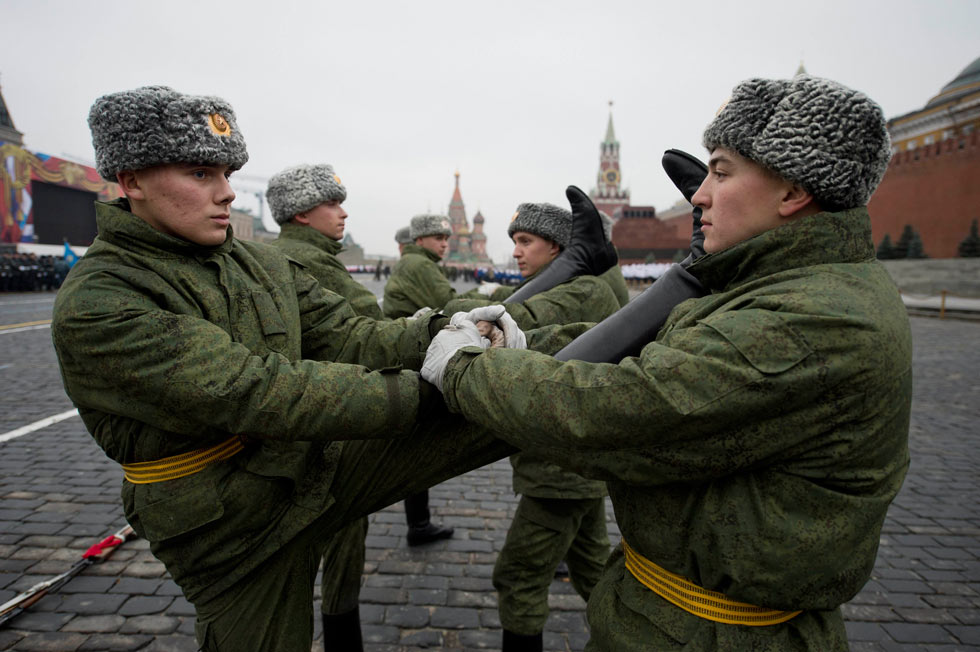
[443,208,912,649]
[271,222,383,319]
[445,269,620,499]
[52,199,436,604]
[382,244,456,318]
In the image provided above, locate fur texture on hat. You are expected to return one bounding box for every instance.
[394,226,413,245]
[702,75,890,211]
[266,164,347,225]
[410,214,453,240]
[507,203,572,249]
[88,85,249,181]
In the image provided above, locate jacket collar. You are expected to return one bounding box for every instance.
[95,198,235,259]
[277,222,342,255]
[688,208,876,292]
[403,243,442,263]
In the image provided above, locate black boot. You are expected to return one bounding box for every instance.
[406,520,454,546]
[321,606,363,652]
[502,629,543,652]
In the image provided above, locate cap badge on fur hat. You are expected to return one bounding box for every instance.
[441,220,451,231]
[333,175,342,185]
[510,210,519,223]
[208,113,231,136]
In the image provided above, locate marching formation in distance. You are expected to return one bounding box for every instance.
[50,72,911,652]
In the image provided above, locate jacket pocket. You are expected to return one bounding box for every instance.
[702,310,812,374]
[132,471,224,542]
[250,290,289,353]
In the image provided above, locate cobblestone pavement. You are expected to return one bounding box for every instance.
[0,285,978,651]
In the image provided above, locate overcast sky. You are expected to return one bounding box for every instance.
[3,0,978,263]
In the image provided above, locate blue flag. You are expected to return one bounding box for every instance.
[63,240,79,268]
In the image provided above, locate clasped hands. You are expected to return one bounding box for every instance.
[421,305,526,392]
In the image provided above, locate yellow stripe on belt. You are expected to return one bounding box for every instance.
[121,436,246,484]
[622,539,801,626]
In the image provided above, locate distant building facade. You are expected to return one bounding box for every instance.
[868,55,980,258]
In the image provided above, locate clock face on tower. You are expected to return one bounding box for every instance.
[604,168,620,185]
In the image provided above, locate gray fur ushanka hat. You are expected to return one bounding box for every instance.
[702,75,891,211]
[508,203,572,249]
[88,85,249,181]
[410,214,452,240]
[266,164,347,225]
[394,226,413,245]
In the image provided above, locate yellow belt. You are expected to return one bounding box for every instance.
[121,436,246,484]
[622,539,801,626]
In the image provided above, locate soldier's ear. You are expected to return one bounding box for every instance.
[778,184,818,219]
[116,170,145,201]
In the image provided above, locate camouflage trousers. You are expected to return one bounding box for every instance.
[319,516,369,615]
[192,414,515,652]
[493,495,610,635]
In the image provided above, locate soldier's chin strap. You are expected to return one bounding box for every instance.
[555,149,710,364]
[504,186,617,305]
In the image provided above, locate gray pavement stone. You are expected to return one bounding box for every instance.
[384,605,430,628]
[430,606,480,629]
[61,613,126,632]
[2,610,73,631]
[7,631,90,651]
[400,628,444,647]
[77,633,153,651]
[117,615,180,635]
[59,592,128,615]
[881,622,959,644]
[118,595,174,616]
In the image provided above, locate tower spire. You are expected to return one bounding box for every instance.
[604,100,616,143]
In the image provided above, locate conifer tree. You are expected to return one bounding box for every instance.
[877,234,895,259]
[894,225,916,259]
[958,219,980,258]
[906,231,927,259]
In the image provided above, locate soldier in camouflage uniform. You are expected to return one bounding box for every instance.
[51,85,524,652]
[422,75,911,651]
[448,202,619,651]
[266,163,382,649]
[382,214,457,545]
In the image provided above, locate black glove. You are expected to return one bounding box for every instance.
[662,149,708,264]
[505,186,618,304]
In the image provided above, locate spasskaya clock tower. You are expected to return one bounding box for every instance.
[590,101,630,219]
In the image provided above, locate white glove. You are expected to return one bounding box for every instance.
[477,282,503,297]
[453,305,527,350]
[408,306,433,320]
[421,319,490,392]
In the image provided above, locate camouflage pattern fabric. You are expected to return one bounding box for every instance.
[493,496,608,635]
[271,222,383,319]
[270,221,380,616]
[52,198,439,605]
[382,244,456,318]
[443,270,619,498]
[442,208,912,651]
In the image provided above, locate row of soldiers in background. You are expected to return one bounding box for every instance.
[0,253,72,292]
